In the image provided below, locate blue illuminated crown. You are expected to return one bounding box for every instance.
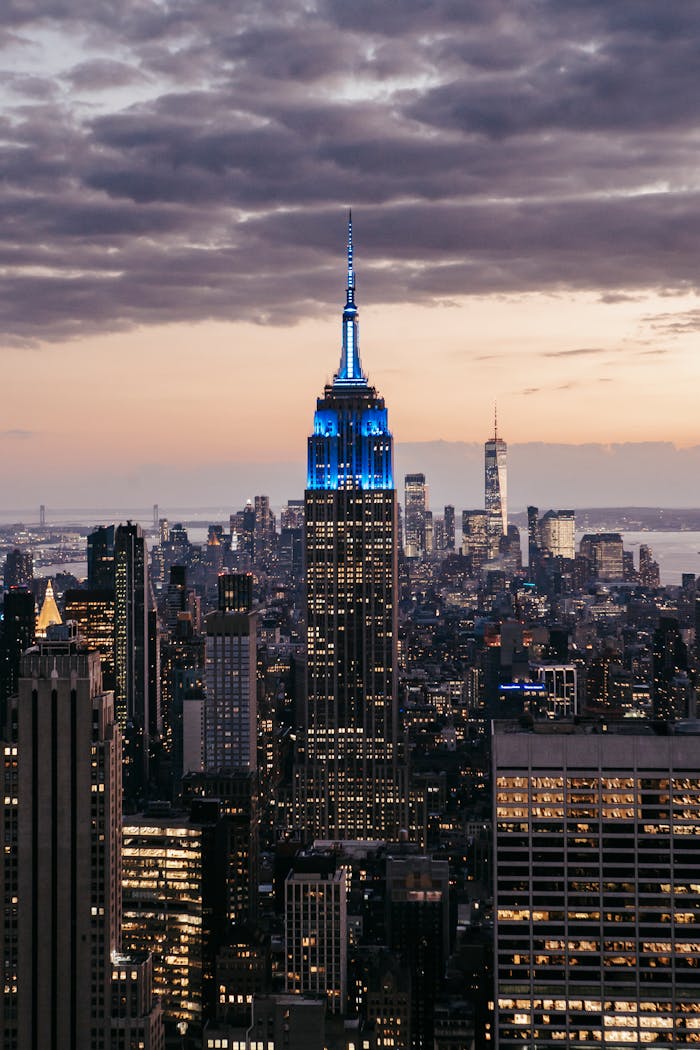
[307,214,394,491]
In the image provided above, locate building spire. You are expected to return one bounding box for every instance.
[335,210,366,384]
[347,209,355,305]
[494,401,498,440]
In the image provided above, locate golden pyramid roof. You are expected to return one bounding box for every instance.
[36,579,63,637]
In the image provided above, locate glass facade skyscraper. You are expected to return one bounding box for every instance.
[485,411,507,558]
[296,215,404,839]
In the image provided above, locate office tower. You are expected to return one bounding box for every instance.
[527,505,540,571]
[160,612,205,781]
[39,503,46,527]
[281,499,305,530]
[424,508,434,553]
[88,524,116,590]
[254,495,276,568]
[485,410,507,557]
[404,472,427,557]
[122,807,224,1037]
[64,587,116,687]
[493,720,700,1048]
[164,564,189,632]
[204,575,257,772]
[152,503,159,529]
[539,509,575,560]
[386,856,450,1050]
[0,587,34,728]
[298,215,403,840]
[218,571,253,613]
[279,525,303,578]
[462,509,489,570]
[580,533,624,580]
[285,867,347,1012]
[183,769,259,927]
[3,548,33,589]
[652,616,691,720]
[432,514,445,552]
[2,629,121,1050]
[35,577,62,637]
[444,504,455,550]
[115,522,151,798]
[639,543,661,587]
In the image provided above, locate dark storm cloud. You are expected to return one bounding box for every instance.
[1,0,700,344]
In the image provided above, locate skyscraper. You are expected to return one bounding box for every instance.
[404,473,427,557]
[87,524,115,590]
[2,628,122,1049]
[297,214,403,840]
[115,522,151,799]
[2,548,33,589]
[493,720,700,1047]
[285,866,348,1012]
[485,409,507,558]
[204,574,257,772]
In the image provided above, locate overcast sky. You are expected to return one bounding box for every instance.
[2,1,700,505]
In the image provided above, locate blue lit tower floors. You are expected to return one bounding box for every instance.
[295,385,407,840]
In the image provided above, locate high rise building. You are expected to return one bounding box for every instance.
[297,214,403,840]
[1,628,122,1049]
[115,522,151,798]
[639,543,661,587]
[3,548,33,590]
[527,505,540,573]
[652,616,691,720]
[386,856,450,1050]
[182,770,260,927]
[461,509,490,570]
[253,495,276,568]
[0,587,35,728]
[64,587,116,687]
[580,533,624,581]
[122,808,224,1037]
[493,720,700,1048]
[285,866,347,1013]
[539,509,575,560]
[87,524,116,590]
[444,504,456,551]
[404,473,427,557]
[204,575,257,772]
[485,410,507,557]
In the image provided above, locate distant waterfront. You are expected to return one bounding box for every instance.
[33,528,700,587]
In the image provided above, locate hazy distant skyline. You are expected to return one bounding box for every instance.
[3,3,700,488]
[3,441,700,515]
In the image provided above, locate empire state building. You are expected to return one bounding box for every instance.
[296,216,405,840]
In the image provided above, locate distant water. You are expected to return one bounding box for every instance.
[518,530,700,587]
[5,509,700,586]
[0,507,230,528]
[617,531,700,586]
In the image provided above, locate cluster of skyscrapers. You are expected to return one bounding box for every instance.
[1,219,700,1049]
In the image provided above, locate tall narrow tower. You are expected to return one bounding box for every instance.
[297,215,403,839]
[484,405,507,558]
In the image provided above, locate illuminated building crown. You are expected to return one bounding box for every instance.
[307,214,393,491]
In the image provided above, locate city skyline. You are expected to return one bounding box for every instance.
[3,4,700,500]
